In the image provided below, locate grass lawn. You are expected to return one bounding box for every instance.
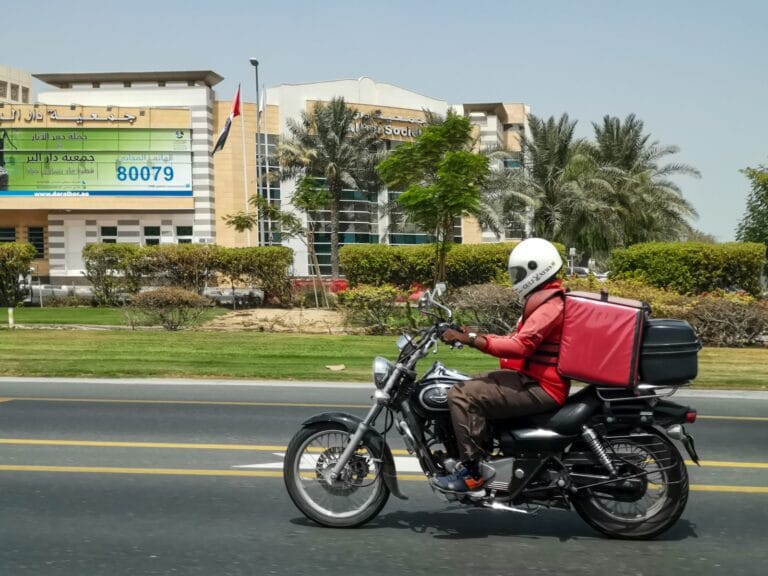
[0,329,765,389]
[0,306,226,326]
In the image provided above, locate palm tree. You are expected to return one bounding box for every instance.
[508,113,619,257]
[587,114,700,245]
[277,97,383,278]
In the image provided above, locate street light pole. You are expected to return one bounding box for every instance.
[249,57,264,246]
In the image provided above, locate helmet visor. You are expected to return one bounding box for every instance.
[509,266,528,284]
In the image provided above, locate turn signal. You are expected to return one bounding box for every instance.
[685,410,697,423]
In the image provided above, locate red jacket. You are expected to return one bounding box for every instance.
[482,280,570,405]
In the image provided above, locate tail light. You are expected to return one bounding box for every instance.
[685,410,697,424]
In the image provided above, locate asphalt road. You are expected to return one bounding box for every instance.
[1,378,767,576]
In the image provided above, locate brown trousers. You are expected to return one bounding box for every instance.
[448,370,558,462]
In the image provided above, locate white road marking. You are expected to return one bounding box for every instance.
[232,453,425,473]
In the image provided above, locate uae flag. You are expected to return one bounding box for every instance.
[211,84,241,156]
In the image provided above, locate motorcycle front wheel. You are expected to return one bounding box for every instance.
[283,424,390,528]
[572,431,689,539]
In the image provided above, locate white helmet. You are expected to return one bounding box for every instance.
[508,238,563,298]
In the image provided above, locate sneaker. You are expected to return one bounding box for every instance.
[431,465,485,493]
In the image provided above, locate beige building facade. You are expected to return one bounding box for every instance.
[0,70,529,282]
[0,65,33,104]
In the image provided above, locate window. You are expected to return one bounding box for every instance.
[100,226,118,243]
[0,227,16,242]
[0,81,7,98]
[176,225,193,243]
[27,227,45,257]
[10,84,19,101]
[21,87,29,104]
[143,226,161,246]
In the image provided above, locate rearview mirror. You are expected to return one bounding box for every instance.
[434,283,447,297]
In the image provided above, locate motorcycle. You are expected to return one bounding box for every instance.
[283,285,700,539]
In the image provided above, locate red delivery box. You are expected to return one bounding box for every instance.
[557,291,647,388]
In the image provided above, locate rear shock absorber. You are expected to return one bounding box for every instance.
[581,426,617,476]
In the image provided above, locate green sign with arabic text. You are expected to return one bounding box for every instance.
[0,128,192,197]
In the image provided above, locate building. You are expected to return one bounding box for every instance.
[0,65,33,104]
[0,70,529,283]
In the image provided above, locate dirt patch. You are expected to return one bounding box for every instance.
[199,307,355,334]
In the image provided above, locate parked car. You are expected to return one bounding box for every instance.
[568,266,591,278]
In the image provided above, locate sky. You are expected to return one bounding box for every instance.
[5,0,766,241]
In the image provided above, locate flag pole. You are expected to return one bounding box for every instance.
[239,86,251,247]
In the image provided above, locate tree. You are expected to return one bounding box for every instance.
[277,97,383,278]
[377,112,490,283]
[225,176,332,306]
[473,147,537,240]
[0,242,36,328]
[508,113,701,264]
[82,243,144,306]
[735,163,768,245]
[587,114,700,246]
[508,114,620,262]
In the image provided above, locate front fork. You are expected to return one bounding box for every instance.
[327,399,385,482]
[328,360,440,482]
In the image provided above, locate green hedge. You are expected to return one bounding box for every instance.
[340,242,569,289]
[82,243,144,305]
[609,242,766,296]
[216,246,294,304]
[340,242,522,288]
[80,243,293,304]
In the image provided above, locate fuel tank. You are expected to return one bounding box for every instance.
[413,361,470,415]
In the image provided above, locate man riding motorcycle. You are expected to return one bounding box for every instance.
[433,238,571,492]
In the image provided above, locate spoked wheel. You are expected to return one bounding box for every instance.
[572,431,689,539]
[283,424,390,528]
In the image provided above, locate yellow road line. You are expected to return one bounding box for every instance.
[690,484,768,494]
[0,465,284,478]
[0,397,369,409]
[0,464,767,493]
[690,460,768,469]
[699,415,768,422]
[0,438,287,451]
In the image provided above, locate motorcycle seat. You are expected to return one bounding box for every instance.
[495,386,601,436]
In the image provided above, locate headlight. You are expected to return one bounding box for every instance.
[372,356,394,389]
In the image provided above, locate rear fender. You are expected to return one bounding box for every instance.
[653,399,693,427]
[301,412,407,500]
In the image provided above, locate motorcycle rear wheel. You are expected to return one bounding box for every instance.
[284,424,390,528]
[572,431,689,539]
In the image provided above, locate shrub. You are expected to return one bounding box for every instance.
[0,242,37,309]
[444,243,518,288]
[609,242,766,296]
[683,295,768,347]
[234,246,293,305]
[447,283,522,334]
[143,244,219,295]
[129,287,212,330]
[340,242,564,289]
[339,284,402,334]
[448,283,523,334]
[339,244,434,288]
[82,243,144,306]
